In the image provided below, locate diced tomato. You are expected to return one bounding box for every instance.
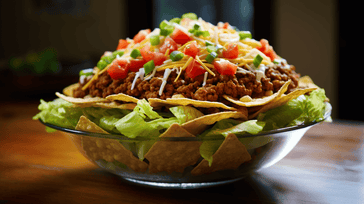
[140,44,154,62]
[153,53,167,66]
[116,39,129,50]
[256,39,278,61]
[140,44,166,66]
[107,59,130,80]
[171,28,191,45]
[222,43,239,59]
[184,41,199,57]
[218,22,229,29]
[129,58,146,72]
[213,60,238,76]
[133,29,151,44]
[159,37,178,55]
[186,59,206,78]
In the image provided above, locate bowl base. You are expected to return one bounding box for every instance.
[122,177,244,189]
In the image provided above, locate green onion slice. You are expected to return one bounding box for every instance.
[206,45,217,53]
[253,54,263,68]
[239,31,252,40]
[205,52,218,63]
[205,40,214,46]
[169,51,184,61]
[150,35,160,46]
[130,49,141,59]
[79,68,94,76]
[144,60,155,75]
[182,13,198,20]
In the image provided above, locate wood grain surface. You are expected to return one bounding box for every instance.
[1,101,363,203]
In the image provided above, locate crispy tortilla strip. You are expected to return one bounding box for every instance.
[148,97,236,111]
[93,101,136,110]
[105,93,139,103]
[76,116,148,172]
[63,83,79,97]
[144,123,202,174]
[56,92,107,104]
[191,133,251,176]
[223,80,291,107]
[182,110,248,135]
[299,76,319,89]
[248,87,317,119]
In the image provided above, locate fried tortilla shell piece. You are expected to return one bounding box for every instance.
[75,116,148,172]
[181,110,248,135]
[144,123,202,174]
[223,80,291,107]
[56,92,107,104]
[148,97,236,111]
[63,83,79,97]
[191,133,251,176]
[248,87,317,119]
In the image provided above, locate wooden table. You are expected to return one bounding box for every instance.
[1,101,363,203]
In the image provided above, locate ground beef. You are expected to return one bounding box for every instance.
[73,64,300,104]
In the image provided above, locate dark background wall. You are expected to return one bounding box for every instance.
[0,0,361,121]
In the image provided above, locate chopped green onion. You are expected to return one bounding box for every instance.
[273,59,279,64]
[182,13,198,20]
[97,55,115,70]
[79,68,94,76]
[193,23,200,30]
[143,60,155,75]
[159,20,169,29]
[112,50,124,58]
[130,49,141,59]
[169,51,184,61]
[205,52,218,63]
[206,45,217,53]
[253,54,263,68]
[169,17,181,24]
[195,30,210,37]
[150,35,160,46]
[205,40,214,46]
[160,24,174,36]
[239,31,252,40]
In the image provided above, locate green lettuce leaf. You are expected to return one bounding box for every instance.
[32,98,83,129]
[198,119,265,166]
[258,88,328,130]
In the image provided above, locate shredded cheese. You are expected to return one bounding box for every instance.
[195,55,215,76]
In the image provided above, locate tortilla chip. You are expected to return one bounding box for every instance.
[148,97,236,111]
[94,101,136,110]
[76,116,148,172]
[223,80,291,107]
[105,93,139,103]
[63,83,79,97]
[56,92,107,104]
[144,123,202,174]
[182,110,248,135]
[299,76,319,89]
[191,133,251,176]
[248,87,317,119]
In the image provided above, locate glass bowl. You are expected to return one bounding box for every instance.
[39,103,331,189]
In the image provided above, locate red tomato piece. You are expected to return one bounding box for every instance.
[141,44,167,66]
[222,43,239,59]
[133,29,151,44]
[184,41,199,57]
[159,37,178,55]
[171,28,191,45]
[213,60,238,76]
[152,52,167,66]
[256,39,277,61]
[129,58,146,72]
[218,22,230,29]
[186,59,206,78]
[140,44,154,62]
[116,39,129,50]
[107,59,130,80]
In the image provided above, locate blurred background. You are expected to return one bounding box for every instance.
[0,0,360,121]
